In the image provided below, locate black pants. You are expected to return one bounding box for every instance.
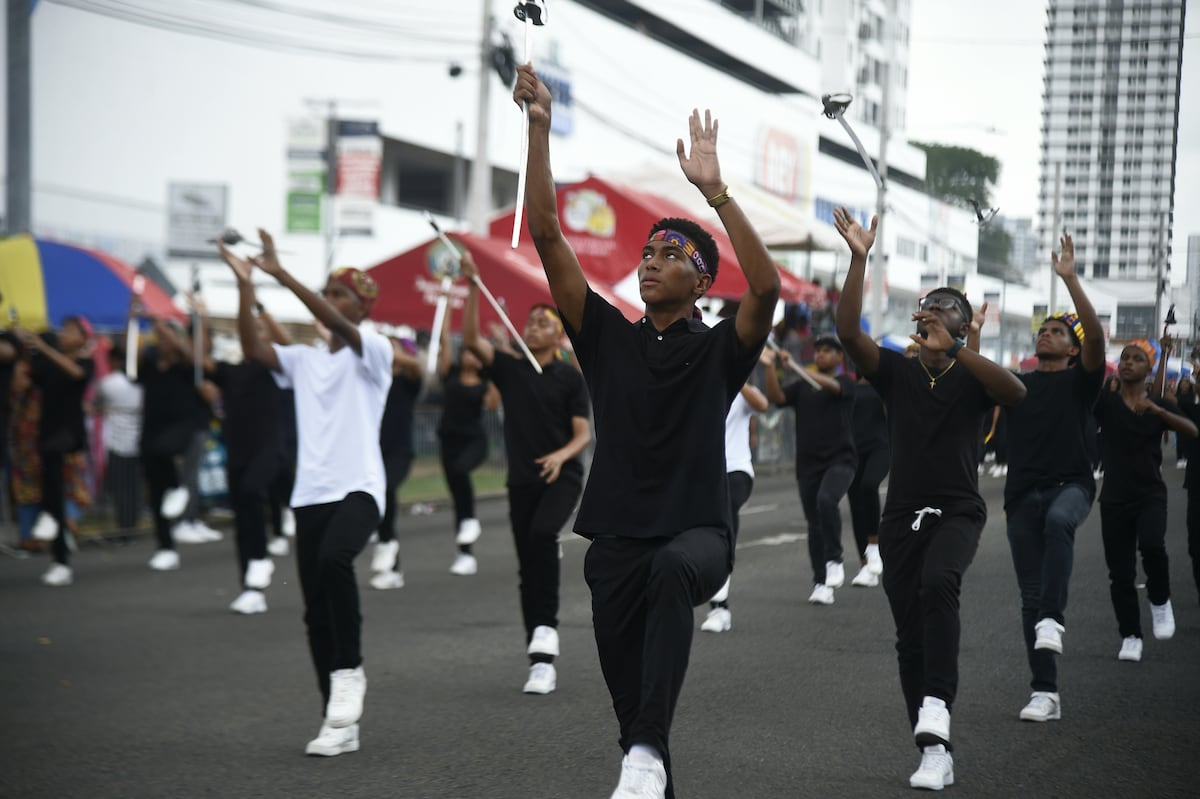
[507,476,582,642]
[1100,496,1170,639]
[39,448,71,566]
[441,433,488,525]
[848,447,889,560]
[797,463,855,584]
[879,504,984,739]
[106,451,143,531]
[1188,483,1200,604]
[268,459,295,538]
[377,451,413,546]
[727,470,753,548]
[585,527,730,799]
[142,451,182,550]
[226,449,282,582]
[294,492,380,710]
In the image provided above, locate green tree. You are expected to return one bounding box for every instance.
[912,142,1000,209]
[977,225,1020,282]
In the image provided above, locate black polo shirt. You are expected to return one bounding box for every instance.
[564,289,763,539]
[782,373,857,478]
[487,349,590,487]
[869,348,994,521]
[1094,390,1176,503]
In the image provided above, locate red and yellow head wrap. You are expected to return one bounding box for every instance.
[329,267,379,316]
[1125,338,1157,367]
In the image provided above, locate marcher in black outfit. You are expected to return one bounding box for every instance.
[1001,233,1106,723]
[1095,334,1197,663]
[847,375,889,587]
[761,335,856,604]
[833,206,1027,791]
[20,318,94,586]
[1176,373,1200,604]
[515,63,780,799]
[459,248,592,698]
[436,309,500,576]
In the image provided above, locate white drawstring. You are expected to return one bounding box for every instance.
[911,507,943,531]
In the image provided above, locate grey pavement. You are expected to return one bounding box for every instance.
[2,470,1198,798]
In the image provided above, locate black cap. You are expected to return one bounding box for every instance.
[813,334,843,352]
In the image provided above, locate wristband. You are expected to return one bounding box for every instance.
[706,188,732,208]
[947,339,965,359]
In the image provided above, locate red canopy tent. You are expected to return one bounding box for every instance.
[489,175,827,306]
[366,231,643,331]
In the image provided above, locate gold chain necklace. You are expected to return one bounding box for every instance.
[918,358,956,389]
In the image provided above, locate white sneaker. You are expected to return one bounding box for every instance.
[281,507,296,537]
[455,517,482,546]
[825,560,845,589]
[610,755,667,799]
[160,486,190,520]
[914,697,951,746]
[41,563,73,586]
[700,606,732,633]
[1019,691,1061,722]
[148,549,180,571]
[172,521,208,545]
[244,558,275,590]
[370,540,399,574]
[449,553,478,576]
[326,666,366,727]
[267,537,290,557]
[909,744,954,791]
[865,543,883,575]
[230,589,267,614]
[32,511,60,542]
[193,521,223,542]
[1177,458,1188,469]
[304,722,359,757]
[1034,618,1065,653]
[528,625,560,657]
[1118,636,1143,662]
[851,564,878,587]
[1150,600,1175,640]
[369,570,405,590]
[807,583,834,605]
[523,662,557,695]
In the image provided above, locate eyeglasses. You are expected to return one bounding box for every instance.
[918,295,963,313]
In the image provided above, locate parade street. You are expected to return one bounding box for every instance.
[3,471,1197,799]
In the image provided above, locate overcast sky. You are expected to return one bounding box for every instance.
[907,0,1199,279]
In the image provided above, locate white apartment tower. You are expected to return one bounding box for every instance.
[1037,0,1187,339]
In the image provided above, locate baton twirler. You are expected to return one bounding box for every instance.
[765,337,822,390]
[425,213,543,374]
[126,275,145,380]
[511,0,548,249]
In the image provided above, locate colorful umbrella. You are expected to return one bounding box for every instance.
[0,234,183,332]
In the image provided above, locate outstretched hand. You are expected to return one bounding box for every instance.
[1051,232,1075,278]
[513,64,552,127]
[833,207,877,258]
[458,247,479,283]
[911,311,957,352]
[216,241,253,283]
[969,300,989,339]
[676,109,723,195]
[251,229,285,278]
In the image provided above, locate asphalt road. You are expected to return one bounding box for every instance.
[3,470,1198,798]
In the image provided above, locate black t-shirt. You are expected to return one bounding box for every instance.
[277,387,298,462]
[438,366,490,440]
[1004,363,1104,508]
[30,349,94,453]
[379,374,422,456]
[1094,390,1175,502]
[0,330,20,425]
[211,360,284,467]
[782,373,856,477]
[869,349,994,520]
[488,349,589,487]
[1180,395,1200,489]
[851,381,889,455]
[564,289,762,538]
[139,348,210,455]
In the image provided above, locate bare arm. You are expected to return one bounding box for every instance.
[1053,233,1105,371]
[515,64,588,332]
[16,329,86,380]
[391,339,423,380]
[483,381,501,412]
[1136,397,1199,438]
[832,207,881,378]
[758,346,787,406]
[966,300,988,353]
[258,304,292,346]
[218,242,282,372]
[740,383,769,413]
[534,416,592,484]
[458,250,495,368]
[437,306,454,379]
[917,311,1027,406]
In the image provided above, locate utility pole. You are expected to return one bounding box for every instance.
[1048,162,1062,314]
[1154,215,1166,327]
[5,0,32,235]
[467,1,495,234]
[324,101,338,275]
[870,13,893,339]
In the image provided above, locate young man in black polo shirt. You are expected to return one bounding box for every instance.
[762,335,856,604]
[514,65,780,799]
[459,252,592,698]
[1001,233,1105,723]
[833,206,1026,792]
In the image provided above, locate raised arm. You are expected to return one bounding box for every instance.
[258,303,292,346]
[458,249,495,368]
[758,346,787,406]
[390,338,422,380]
[437,303,454,380]
[1152,328,1172,399]
[918,310,1027,406]
[1053,233,1105,371]
[252,229,364,356]
[514,64,588,332]
[967,300,988,353]
[832,207,881,378]
[15,327,86,380]
[676,109,779,350]
[217,241,281,372]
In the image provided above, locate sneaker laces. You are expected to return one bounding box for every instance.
[911,507,943,531]
[329,671,358,706]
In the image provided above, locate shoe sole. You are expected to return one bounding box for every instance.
[305,741,360,757]
[909,772,954,790]
[1033,640,1063,653]
[523,683,556,695]
[1019,711,1061,722]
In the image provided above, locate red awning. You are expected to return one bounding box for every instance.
[489,175,826,306]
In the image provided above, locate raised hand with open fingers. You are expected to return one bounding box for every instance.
[253,228,285,278]
[1051,232,1075,278]
[216,241,253,283]
[833,207,877,258]
[911,311,956,352]
[676,109,723,195]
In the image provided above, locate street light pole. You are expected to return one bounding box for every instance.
[871,13,894,339]
[467,1,495,234]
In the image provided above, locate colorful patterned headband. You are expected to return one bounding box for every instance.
[649,229,709,275]
[1126,338,1157,367]
[529,305,561,327]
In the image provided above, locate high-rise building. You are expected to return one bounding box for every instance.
[1037,0,1187,340]
[1187,234,1200,339]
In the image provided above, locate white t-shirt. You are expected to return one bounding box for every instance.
[725,392,758,478]
[272,325,393,515]
[96,372,144,457]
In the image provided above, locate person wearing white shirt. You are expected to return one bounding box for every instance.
[94,348,144,534]
[219,231,394,759]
